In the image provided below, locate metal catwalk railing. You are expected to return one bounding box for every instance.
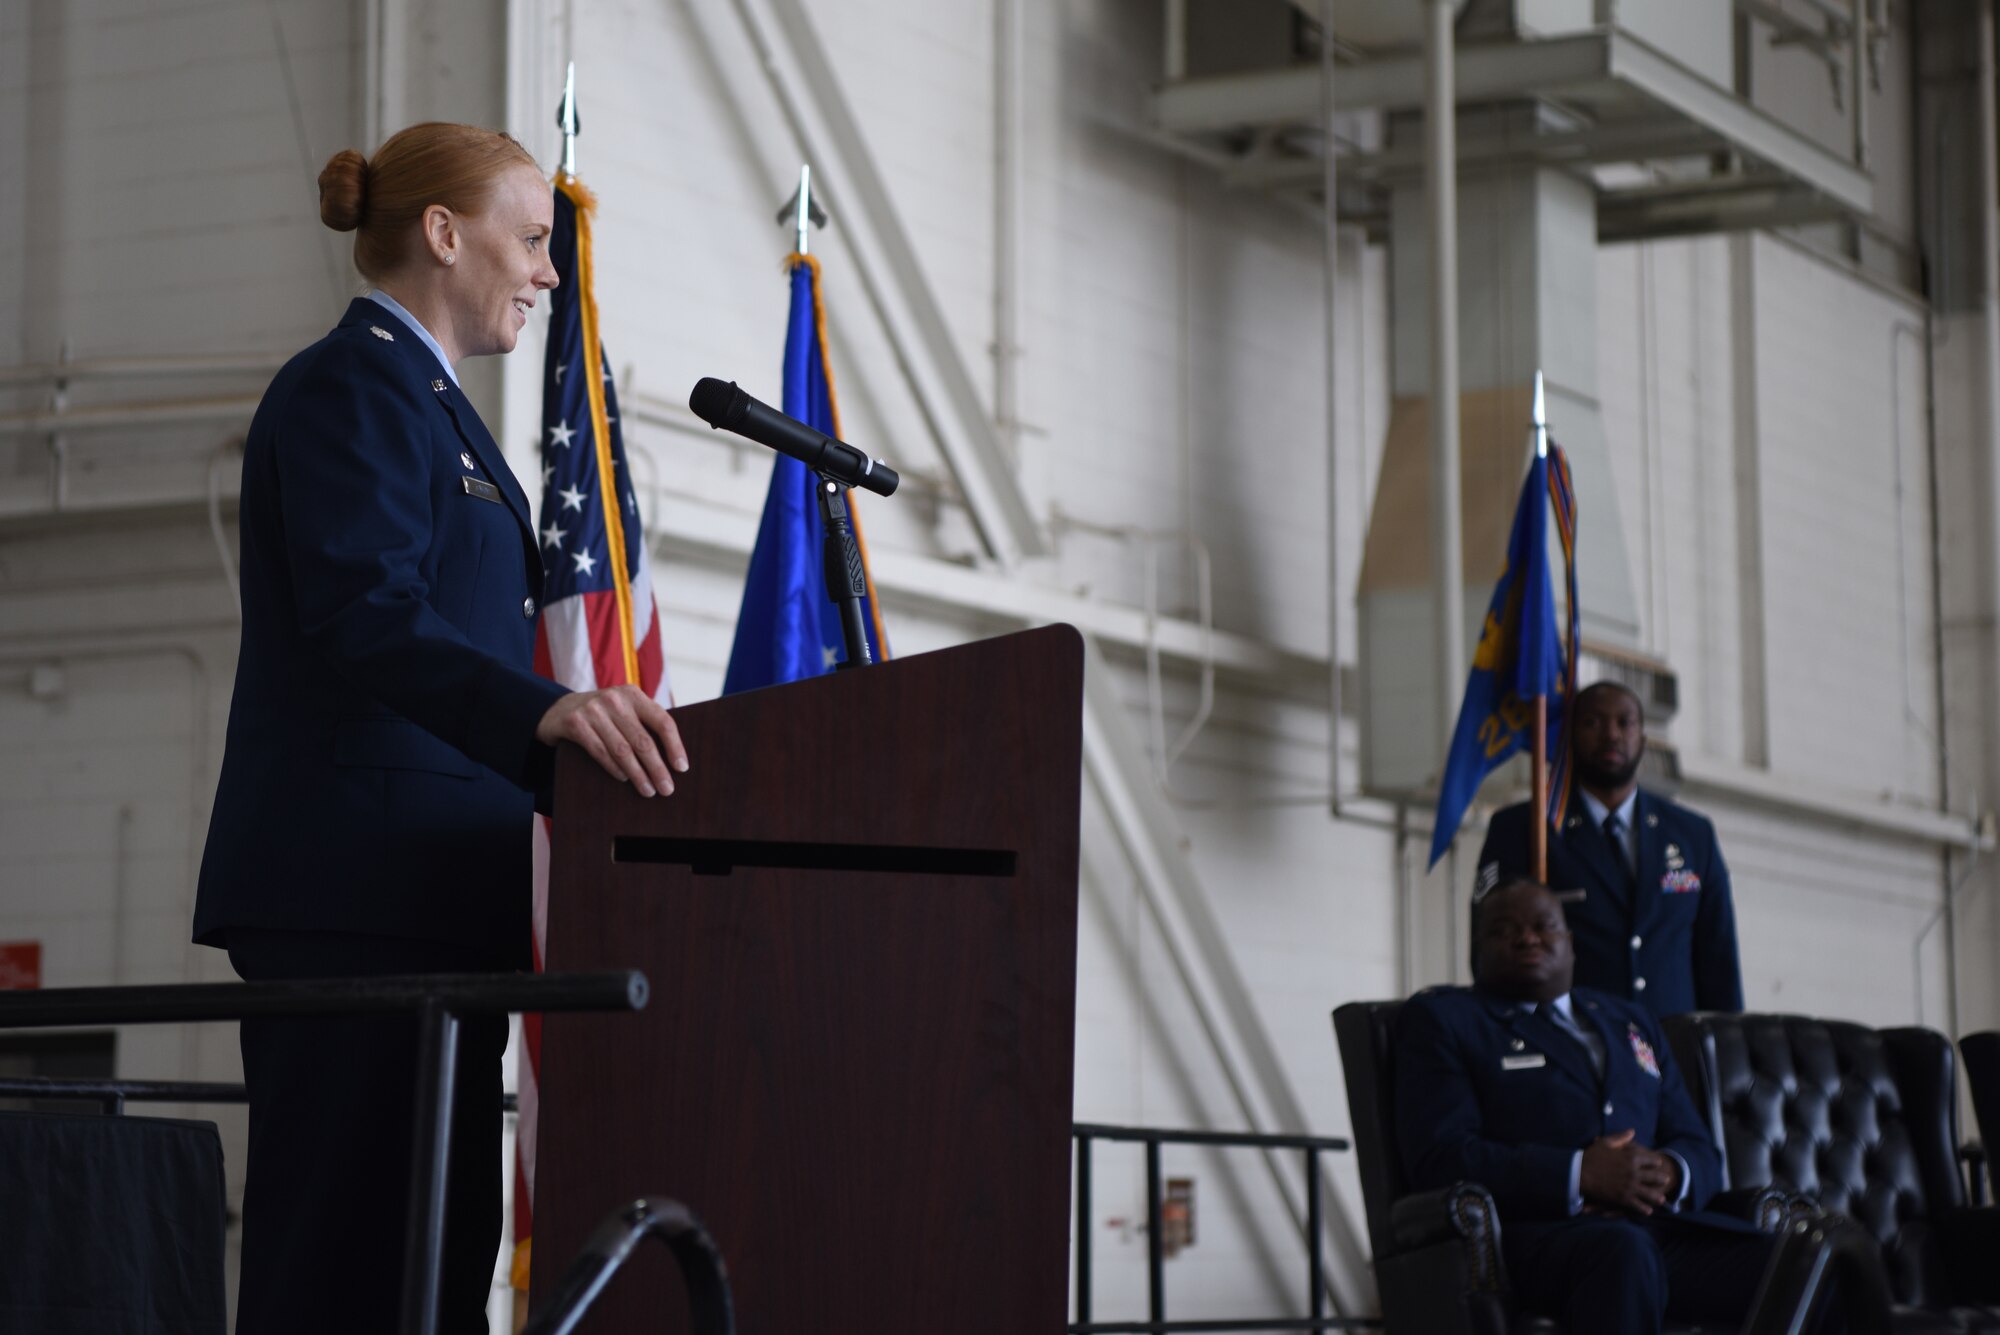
[3,1050,1359,1334]
[1069,1123,1375,1334]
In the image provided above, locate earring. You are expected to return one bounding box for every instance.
[444,253,456,265]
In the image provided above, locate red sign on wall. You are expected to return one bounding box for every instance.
[0,942,41,990]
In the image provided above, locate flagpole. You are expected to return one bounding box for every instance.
[1529,370,1549,883]
[558,61,577,178]
[770,167,872,669]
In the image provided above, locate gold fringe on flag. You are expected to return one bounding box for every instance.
[561,172,642,688]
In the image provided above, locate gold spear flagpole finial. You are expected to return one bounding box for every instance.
[558,61,579,178]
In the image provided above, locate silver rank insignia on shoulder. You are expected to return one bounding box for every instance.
[369,325,394,341]
[460,452,476,471]
[432,379,447,393]
[1473,862,1500,900]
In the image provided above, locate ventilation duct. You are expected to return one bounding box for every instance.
[1357,106,1649,803]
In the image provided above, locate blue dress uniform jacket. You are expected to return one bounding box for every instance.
[195,298,568,966]
[1477,790,1743,1017]
[1393,987,1796,1335]
[1393,985,1726,1223]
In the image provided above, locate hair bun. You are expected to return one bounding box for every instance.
[318,149,369,232]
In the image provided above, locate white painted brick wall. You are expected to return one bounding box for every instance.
[0,0,1989,1325]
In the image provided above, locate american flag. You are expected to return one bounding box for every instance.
[512,173,671,1291]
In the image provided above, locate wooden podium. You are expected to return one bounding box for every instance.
[530,625,1084,1333]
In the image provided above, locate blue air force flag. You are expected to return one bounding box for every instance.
[722,254,888,693]
[1428,446,1579,868]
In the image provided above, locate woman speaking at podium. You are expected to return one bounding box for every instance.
[192,123,686,1335]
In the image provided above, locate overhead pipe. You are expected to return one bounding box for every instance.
[995,0,1023,461]
[0,355,283,386]
[1968,0,2000,1039]
[0,398,261,436]
[1425,0,1466,807]
[1851,0,1869,168]
[1321,0,1344,816]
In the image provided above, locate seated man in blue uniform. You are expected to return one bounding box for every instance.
[1477,681,1742,1017]
[1393,877,1833,1334]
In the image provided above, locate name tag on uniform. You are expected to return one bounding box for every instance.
[1501,1053,1547,1071]
[461,476,502,504]
[1555,888,1587,904]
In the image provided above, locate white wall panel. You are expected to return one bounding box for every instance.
[1752,238,1940,805]
[1597,232,1942,812]
[2,0,1995,1326]
[10,0,357,361]
[1597,237,1751,758]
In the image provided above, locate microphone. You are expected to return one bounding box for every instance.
[688,378,900,498]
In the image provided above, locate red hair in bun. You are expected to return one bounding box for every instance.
[317,149,368,231]
[317,123,539,280]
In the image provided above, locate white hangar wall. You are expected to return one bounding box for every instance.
[0,0,1991,1325]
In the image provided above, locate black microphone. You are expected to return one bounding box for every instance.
[688,378,900,498]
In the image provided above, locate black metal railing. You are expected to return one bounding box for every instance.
[2,1002,1366,1335]
[520,1196,734,1335]
[0,1076,524,1117]
[0,971,643,1335]
[1070,1122,1377,1334]
[0,1076,247,1115]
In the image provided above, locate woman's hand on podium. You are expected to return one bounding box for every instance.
[536,686,690,797]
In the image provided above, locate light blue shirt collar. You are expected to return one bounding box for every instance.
[1579,787,1638,869]
[1523,993,1577,1024]
[365,289,458,387]
[1578,788,1637,830]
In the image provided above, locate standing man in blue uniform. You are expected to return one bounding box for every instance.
[195,124,688,1335]
[1476,681,1743,1016]
[1394,879,1839,1333]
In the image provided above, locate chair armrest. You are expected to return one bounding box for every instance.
[1705,1185,1794,1232]
[1960,1141,1988,1206]
[1935,1205,2000,1303]
[1389,1183,1504,1294]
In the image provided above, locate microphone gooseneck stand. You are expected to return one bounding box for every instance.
[815,473,873,669]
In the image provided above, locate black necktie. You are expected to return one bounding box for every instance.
[1603,812,1634,879]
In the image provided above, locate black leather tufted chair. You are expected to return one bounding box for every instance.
[1663,1013,2000,1330]
[1963,1031,1998,1204]
[1332,1000,1791,1335]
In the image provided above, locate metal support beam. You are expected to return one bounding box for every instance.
[1226,121,1725,191]
[1153,28,1874,218]
[1597,175,1849,241]
[1155,32,1616,130]
[1604,28,1872,212]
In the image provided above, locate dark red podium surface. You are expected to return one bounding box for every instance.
[530,625,1084,1334]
